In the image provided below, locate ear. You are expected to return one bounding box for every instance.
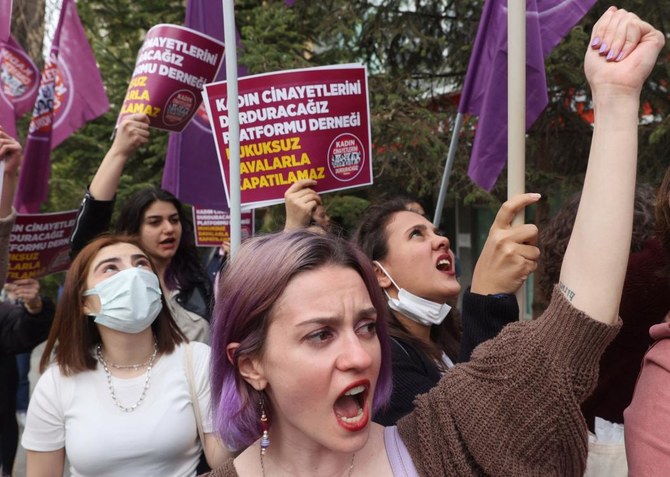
[82,294,99,317]
[228,343,267,391]
[373,261,392,290]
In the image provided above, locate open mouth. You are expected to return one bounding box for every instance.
[160,238,176,246]
[333,380,370,431]
[435,253,453,272]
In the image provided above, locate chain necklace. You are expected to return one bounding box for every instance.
[260,450,355,477]
[96,340,158,413]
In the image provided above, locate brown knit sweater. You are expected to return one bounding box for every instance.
[205,289,621,477]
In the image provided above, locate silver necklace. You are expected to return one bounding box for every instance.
[96,340,158,413]
[260,450,355,477]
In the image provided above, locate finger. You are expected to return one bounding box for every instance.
[607,11,642,62]
[590,6,619,49]
[515,243,541,261]
[492,193,542,229]
[285,179,316,195]
[506,223,539,246]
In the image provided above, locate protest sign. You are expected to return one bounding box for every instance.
[202,64,373,209]
[7,210,77,281]
[1,36,39,117]
[193,207,253,247]
[119,24,225,132]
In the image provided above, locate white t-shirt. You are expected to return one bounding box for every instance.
[22,342,212,477]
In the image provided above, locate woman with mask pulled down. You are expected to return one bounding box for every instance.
[354,192,548,425]
[21,235,229,476]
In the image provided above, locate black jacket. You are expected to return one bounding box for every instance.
[373,289,518,426]
[0,298,55,355]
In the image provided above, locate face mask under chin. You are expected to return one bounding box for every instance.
[373,261,451,327]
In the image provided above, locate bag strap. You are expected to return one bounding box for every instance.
[185,342,206,447]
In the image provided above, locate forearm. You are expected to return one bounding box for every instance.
[560,94,639,324]
[89,148,128,200]
[0,169,17,218]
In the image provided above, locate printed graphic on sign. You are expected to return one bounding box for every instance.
[28,52,70,134]
[7,210,77,281]
[193,208,254,247]
[327,133,364,182]
[118,24,224,132]
[0,40,39,115]
[202,64,373,209]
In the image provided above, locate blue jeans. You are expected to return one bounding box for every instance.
[15,353,30,413]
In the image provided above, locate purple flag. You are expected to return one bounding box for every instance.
[15,0,109,213]
[162,0,251,209]
[0,0,11,43]
[460,0,596,190]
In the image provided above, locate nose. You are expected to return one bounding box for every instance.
[432,232,450,251]
[163,220,175,234]
[335,332,373,372]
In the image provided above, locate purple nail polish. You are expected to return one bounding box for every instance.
[599,43,608,54]
[616,52,624,62]
[592,36,601,46]
[606,50,615,60]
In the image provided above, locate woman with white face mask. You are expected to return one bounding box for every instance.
[21,235,229,476]
[353,192,540,425]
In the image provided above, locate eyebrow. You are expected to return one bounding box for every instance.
[295,307,378,328]
[144,213,180,221]
[93,253,149,273]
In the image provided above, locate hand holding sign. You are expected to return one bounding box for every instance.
[12,278,43,314]
[283,179,321,231]
[111,114,151,158]
[0,126,22,174]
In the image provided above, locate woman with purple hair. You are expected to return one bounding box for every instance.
[205,8,663,476]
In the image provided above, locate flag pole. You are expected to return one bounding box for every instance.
[433,112,464,228]
[508,0,526,318]
[223,0,241,257]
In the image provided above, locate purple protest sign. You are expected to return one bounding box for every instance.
[1,36,39,117]
[192,207,254,247]
[203,64,373,209]
[7,210,77,281]
[118,24,225,132]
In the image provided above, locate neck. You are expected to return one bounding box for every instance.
[261,440,356,477]
[391,309,432,344]
[97,326,156,366]
[153,260,170,286]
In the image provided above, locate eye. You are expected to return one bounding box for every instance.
[409,227,423,239]
[135,258,151,269]
[356,319,377,338]
[101,264,118,273]
[305,328,334,344]
[169,216,180,225]
[145,219,161,227]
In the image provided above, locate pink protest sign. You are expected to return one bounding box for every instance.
[192,207,254,247]
[118,24,224,132]
[7,210,77,281]
[202,64,373,209]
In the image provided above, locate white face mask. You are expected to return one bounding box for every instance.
[84,267,163,334]
[373,261,451,327]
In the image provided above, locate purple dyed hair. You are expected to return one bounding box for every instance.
[210,231,392,451]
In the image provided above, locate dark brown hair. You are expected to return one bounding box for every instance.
[353,199,461,367]
[40,234,186,375]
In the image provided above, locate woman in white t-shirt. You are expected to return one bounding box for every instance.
[22,235,229,477]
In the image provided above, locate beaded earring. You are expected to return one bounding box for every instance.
[259,393,270,455]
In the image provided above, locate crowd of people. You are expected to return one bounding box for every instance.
[0,6,669,477]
